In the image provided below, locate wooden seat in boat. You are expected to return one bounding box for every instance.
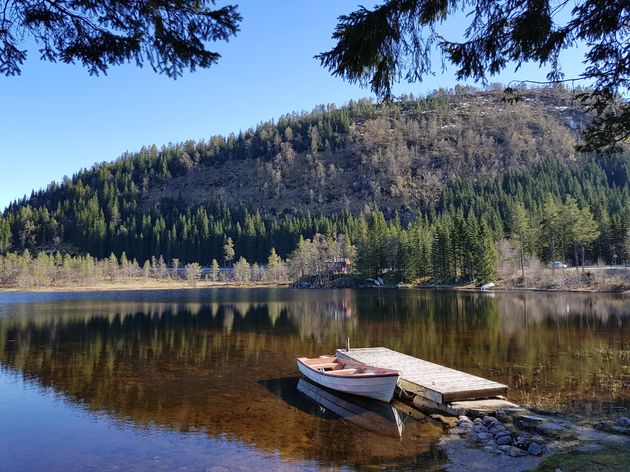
[328,368,358,375]
[311,363,339,370]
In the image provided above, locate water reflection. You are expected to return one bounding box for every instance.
[0,288,628,471]
[297,378,408,438]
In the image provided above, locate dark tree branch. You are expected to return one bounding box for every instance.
[0,0,241,77]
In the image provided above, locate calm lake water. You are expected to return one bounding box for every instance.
[0,288,628,471]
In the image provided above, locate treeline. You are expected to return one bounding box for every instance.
[0,184,626,289]
[292,190,610,285]
[439,155,630,264]
[289,211,498,284]
[0,250,289,289]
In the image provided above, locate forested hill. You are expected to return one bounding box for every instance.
[1,85,629,270]
[142,86,584,215]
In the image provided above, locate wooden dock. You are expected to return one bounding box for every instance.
[336,347,508,405]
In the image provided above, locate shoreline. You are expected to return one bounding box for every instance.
[1,280,629,294]
[416,284,630,294]
[293,272,630,294]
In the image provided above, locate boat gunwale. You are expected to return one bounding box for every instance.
[296,356,399,379]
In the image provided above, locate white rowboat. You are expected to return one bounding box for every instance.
[296,355,399,402]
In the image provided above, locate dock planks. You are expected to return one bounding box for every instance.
[336,347,508,404]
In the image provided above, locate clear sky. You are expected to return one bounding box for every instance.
[0,1,588,210]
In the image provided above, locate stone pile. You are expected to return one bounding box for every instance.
[453,413,544,457]
[592,415,630,436]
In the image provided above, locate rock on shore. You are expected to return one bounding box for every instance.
[438,409,630,472]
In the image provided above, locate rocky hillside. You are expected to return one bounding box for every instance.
[143,86,587,216]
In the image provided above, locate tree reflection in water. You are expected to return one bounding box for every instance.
[0,288,628,468]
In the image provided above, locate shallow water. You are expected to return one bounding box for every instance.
[0,288,628,471]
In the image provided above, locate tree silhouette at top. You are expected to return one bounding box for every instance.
[0,0,241,78]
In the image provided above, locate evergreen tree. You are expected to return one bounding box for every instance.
[461,215,479,282]
[211,259,219,281]
[540,194,561,270]
[223,237,235,267]
[510,202,532,279]
[321,0,629,151]
[431,222,451,282]
[576,205,600,271]
[476,223,498,284]
[0,217,11,253]
[2,2,241,78]
[562,196,585,271]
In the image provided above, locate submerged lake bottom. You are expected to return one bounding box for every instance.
[0,288,628,471]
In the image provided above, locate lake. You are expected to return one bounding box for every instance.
[0,288,628,471]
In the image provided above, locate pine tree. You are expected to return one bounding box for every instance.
[576,206,600,271]
[461,215,479,282]
[476,223,498,284]
[0,217,11,253]
[510,202,532,279]
[562,196,584,272]
[540,194,561,271]
[223,237,235,267]
[368,210,387,275]
[431,222,451,282]
[211,259,219,281]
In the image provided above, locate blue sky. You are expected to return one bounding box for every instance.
[0,1,588,210]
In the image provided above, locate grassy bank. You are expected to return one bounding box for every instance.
[410,265,630,293]
[532,444,630,472]
[0,279,288,293]
[495,266,630,293]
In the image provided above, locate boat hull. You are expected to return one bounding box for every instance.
[296,359,398,402]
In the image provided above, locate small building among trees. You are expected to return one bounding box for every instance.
[326,258,352,274]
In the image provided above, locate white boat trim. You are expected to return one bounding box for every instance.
[296,355,399,402]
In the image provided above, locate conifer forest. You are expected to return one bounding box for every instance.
[2,86,629,287]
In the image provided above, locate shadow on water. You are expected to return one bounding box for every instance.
[258,376,339,420]
[296,377,416,438]
[255,375,446,469]
[259,375,432,440]
[0,288,628,470]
